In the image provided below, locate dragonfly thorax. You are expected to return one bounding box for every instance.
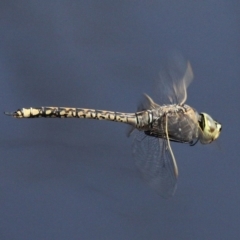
[138,104,200,144]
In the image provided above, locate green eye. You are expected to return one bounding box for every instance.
[199,113,221,144]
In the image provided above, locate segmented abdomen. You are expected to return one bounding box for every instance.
[5,107,139,126]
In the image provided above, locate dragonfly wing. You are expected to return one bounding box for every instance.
[132,130,177,198]
[157,54,194,105]
[172,61,193,105]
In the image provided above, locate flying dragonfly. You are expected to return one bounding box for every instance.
[4,59,222,198]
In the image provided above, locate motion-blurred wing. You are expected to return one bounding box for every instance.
[171,61,193,105]
[157,55,194,105]
[132,130,177,198]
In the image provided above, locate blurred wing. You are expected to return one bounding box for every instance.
[132,130,177,198]
[156,54,194,105]
[172,61,193,105]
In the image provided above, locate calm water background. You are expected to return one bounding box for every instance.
[1,1,240,239]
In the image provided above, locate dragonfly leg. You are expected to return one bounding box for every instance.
[165,114,178,177]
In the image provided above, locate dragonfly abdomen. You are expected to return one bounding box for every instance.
[4,107,140,126]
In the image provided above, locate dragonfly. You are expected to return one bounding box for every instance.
[4,59,222,198]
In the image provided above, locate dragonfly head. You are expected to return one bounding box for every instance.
[198,113,222,144]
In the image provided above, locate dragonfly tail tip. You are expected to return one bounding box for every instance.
[4,111,15,116]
